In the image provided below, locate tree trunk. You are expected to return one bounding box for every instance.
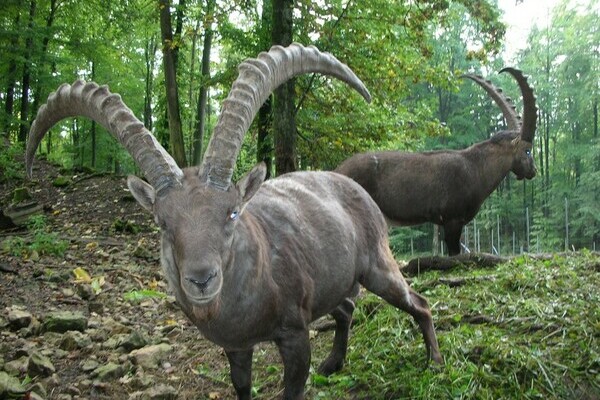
[192,0,215,166]
[144,36,157,131]
[30,0,58,127]
[272,0,296,175]
[256,0,273,178]
[3,13,21,138]
[18,0,36,143]
[159,0,187,167]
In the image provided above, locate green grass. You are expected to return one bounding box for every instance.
[299,251,599,399]
[1,215,69,257]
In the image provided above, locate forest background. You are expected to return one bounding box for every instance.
[0,0,598,256]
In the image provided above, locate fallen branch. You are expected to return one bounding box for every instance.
[403,253,507,276]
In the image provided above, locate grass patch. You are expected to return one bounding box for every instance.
[1,215,69,257]
[300,252,599,399]
[123,289,167,303]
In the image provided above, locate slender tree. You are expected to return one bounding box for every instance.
[159,0,187,167]
[18,0,36,143]
[192,0,215,166]
[272,0,296,174]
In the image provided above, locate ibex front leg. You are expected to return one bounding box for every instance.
[226,349,254,400]
[276,328,311,400]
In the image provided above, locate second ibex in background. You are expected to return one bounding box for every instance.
[336,68,537,256]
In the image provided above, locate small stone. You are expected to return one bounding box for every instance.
[144,384,178,400]
[60,331,92,351]
[81,359,100,372]
[121,330,149,352]
[0,371,26,397]
[129,343,173,370]
[102,333,128,350]
[3,356,29,376]
[88,301,104,314]
[43,311,88,333]
[76,284,95,300]
[28,391,45,400]
[93,362,124,381]
[7,308,33,330]
[28,382,47,398]
[27,351,56,378]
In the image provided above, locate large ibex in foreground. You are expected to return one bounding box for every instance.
[336,69,537,256]
[27,44,442,399]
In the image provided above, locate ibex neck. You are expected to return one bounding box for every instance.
[466,139,513,198]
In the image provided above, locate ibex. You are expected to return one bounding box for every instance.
[27,44,442,400]
[336,68,537,256]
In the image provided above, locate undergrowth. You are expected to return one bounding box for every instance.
[290,251,600,399]
[1,215,69,257]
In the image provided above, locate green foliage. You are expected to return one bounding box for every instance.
[1,215,69,257]
[301,252,600,399]
[0,143,24,182]
[123,289,167,303]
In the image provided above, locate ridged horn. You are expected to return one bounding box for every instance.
[500,67,537,143]
[200,42,371,190]
[26,80,183,196]
[461,73,521,131]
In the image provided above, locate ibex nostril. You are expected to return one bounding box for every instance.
[185,270,217,290]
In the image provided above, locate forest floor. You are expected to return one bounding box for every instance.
[1,159,599,399]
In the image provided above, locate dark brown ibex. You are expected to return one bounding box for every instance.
[336,68,537,256]
[27,44,442,400]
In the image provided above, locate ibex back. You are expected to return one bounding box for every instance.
[27,44,442,400]
[336,69,537,256]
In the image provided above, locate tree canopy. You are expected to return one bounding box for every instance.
[1,0,598,254]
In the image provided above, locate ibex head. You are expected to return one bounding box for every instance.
[27,43,371,318]
[463,67,537,181]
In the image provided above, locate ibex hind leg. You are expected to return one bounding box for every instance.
[361,256,443,364]
[443,221,463,256]
[317,297,355,376]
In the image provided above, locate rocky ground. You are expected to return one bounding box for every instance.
[0,160,289,399]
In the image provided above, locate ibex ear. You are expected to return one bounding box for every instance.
[237,163,267,204]
[127,175,156,212]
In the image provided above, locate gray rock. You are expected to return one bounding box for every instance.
[0,371,26,397]
[76,284,95,300]
[143,384,178,400]
[27,351,56,377]
[28,381,47,398]
[88,301,104,314]
[102,333,128,350]
[43,311,88,333]
[60,330,92,351]
[7,308,32,330]
[129,343,173,370]
[121,330,149,352]
[93,362,124,381]
[81,358,100,372]
[3,355,29,376]
[28,392,45,400]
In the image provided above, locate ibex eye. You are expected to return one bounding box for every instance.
[525,149,531,156]
[229,211,239,221]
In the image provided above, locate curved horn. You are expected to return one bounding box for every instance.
[201,42,371,190]
[26,80,183,195]
[500,67,537,143]
[461,73,521,131]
